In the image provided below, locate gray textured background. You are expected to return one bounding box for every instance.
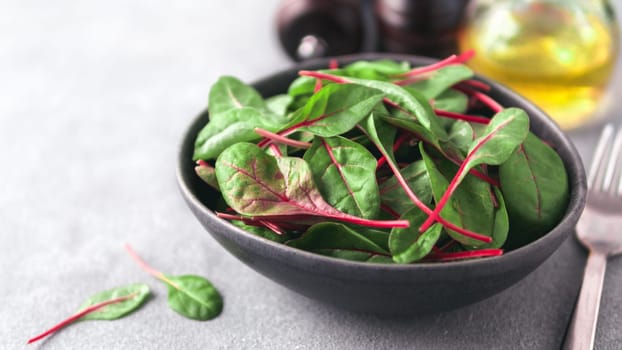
[1,1,621,349]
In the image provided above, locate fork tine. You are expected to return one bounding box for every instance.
[589,124,614,190]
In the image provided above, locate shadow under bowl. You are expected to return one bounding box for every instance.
[177,53,587,315]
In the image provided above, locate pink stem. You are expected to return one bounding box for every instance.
[396,50,475,78]
[298,70,350,83]
[124,244,179,289]
[255,128,312,149]
[454,85,503,113]
[435,109,490,124]
[314,78,322,93]
[377,132,410,169]
[268,144,283,157]
[27,293,137,344]
[329,59,339,70]
[419,118,511,232]
[364,128,491,242]
[426,248,503,262]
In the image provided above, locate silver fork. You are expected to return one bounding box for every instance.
[563,124,622,350]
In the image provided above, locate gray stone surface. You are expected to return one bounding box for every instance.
[1,1,621,349]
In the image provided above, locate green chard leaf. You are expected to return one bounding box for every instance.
[303,136,380,218]
[265,94,293,116]
[420,144,495,248]
[215,142,407,229]
[78,283,151,321]
[125,245,223,321]
[432,89,469,113]
[406,65,474,99]
[208,76,268,120]
[165,275,223,321]
[195,161,220,190]
[293,83,384,137]
[389,207,443,264]
[499,132,570,247]
[379,160,433,216]
[287,222,390,256]
[27,283,151,344]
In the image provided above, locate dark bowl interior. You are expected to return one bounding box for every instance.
[177,53,587,314]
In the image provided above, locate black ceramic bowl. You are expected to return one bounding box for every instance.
[177,53,587,315]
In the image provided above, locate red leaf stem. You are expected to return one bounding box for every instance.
[255,128,312,149]
[299,70,350,84]
[268,144,283,157]
[376,132,410,169]
[314,78,322,93]
[27,293,138,344]
[425,248,503,262]
[396,49,475,78]
[124,244,180,290]
[419,118,512,232]
[329,59,339,70]
[454,85,503,113]
[364,129,492,243]
[380,204,401,219]
[456,79,491,92]
[435,109,490,124]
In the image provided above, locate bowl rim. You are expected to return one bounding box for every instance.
[177,52,587,276]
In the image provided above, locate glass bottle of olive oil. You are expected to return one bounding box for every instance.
[459,0,620,129]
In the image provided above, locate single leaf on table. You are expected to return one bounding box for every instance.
[164,275,223,321]
[419,107,530,231]
[286,222,390,256]
[215,142,408,229]
[125,245,223,321]
[499,132,570,248]
[193,107,283,161]
[420,144,495,248]
[303,136,380,219]
[208,76,268,121]
[379,160,433,216]
[293,83,385,137]
[389,207,443,264]
[78,283,151,320]
[27,283,150,344]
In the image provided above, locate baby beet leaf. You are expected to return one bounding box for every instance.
[379,160,433,216]
[360,114,491,243]
[405,65,474,99]
[286,222,390,256]
[294,83,384,137]
[165,275,223,321]
[208,76,267,120]
[78,283,151,321]
[499,132,570,248]
[489,187,509,249]
[27,283,150,344]
[215,142,408,229]
[124,244,223,321]
[193,107,286,161]
[389,207,443,264]
[431,89,469,114]
[420,144,495,247]
[420,107,529,231]
[195,160,220,190]
[299,70,448,141]
[303,136,380,219]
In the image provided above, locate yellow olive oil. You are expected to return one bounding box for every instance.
[459,2,619,129]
